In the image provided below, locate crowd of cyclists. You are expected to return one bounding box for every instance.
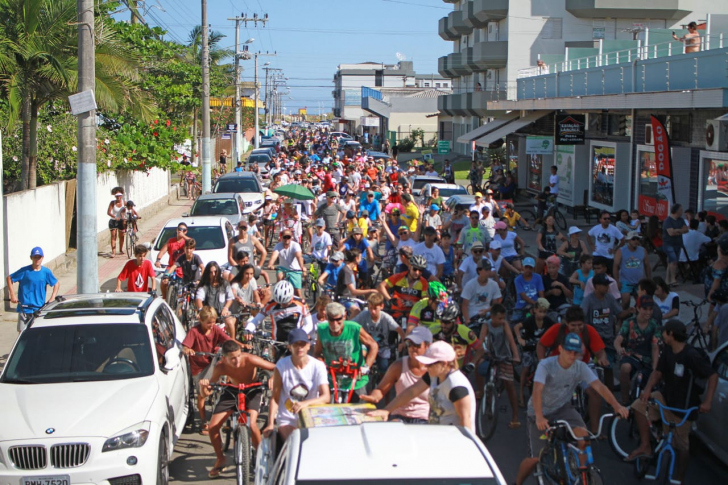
[106,124,722,483]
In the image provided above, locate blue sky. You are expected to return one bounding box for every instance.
[117,0,451,112]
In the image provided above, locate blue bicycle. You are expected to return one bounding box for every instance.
[633,400,698,485]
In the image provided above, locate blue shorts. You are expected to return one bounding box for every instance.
[662,244,680,264]
[620,282,638,295]
[505,255,521,264]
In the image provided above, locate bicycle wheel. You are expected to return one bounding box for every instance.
[126,231,134,259]
[537,445,561,485]
[166,283,179,313]
[608,414,639,460]
[234,425,252,485]
[476,383,498,441]
[303,275,313,301]
[519,209,538,231]
[579,466,604,485]
[554,210,567,231]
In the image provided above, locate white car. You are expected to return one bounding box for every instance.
[256,422,507,485]
[213,172,265,214]
[0,293,190,485]
[150,216,234,269]
[421,183,469,204]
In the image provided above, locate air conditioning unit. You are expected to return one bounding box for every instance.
[645,124,654,146]
[706,116,728,151]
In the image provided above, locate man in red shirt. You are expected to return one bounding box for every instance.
[323,166,336,192]
[115,245,156,292]
[182,306,232,434]
[537,306,610,433]
[156,222,191,298]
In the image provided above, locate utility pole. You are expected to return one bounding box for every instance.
[263,67,282,127]
[76,0,98,293]
[253,51,276,148]
[201,0,211,193]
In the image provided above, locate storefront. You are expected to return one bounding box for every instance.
[698,151,728,221]
[588,141,631,213]
[634,144,691,220]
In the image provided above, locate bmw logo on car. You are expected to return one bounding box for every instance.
[45,428,55,434]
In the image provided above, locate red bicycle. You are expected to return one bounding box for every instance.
[210,381,264,485]
[328,358,360,404]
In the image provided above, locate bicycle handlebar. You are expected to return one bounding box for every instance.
[548,413,613,441]
[650,400,699,428]
[680,299,709,307]
[209,381,264,392]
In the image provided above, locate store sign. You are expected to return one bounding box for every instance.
[555,114,585,145]
[360,116,379,127]
[593,27,605,39]
[526,136,553,155]
[555,145,575,204]
[639,195,669,220]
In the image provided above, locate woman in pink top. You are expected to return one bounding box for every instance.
[360,327,431,423]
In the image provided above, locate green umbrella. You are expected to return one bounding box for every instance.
[273,183,315,201]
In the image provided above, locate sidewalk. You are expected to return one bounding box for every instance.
[0,195,194,363]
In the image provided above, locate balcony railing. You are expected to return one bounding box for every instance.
[518,33,726,79]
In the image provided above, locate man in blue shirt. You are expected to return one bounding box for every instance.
[319,251,345,291]
[513,257,545,323]
[6,246,60,332]
[359,191,381,222]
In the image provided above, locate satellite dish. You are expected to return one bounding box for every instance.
[395,52,407,61]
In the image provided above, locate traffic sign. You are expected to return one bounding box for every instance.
[437,140,451,154]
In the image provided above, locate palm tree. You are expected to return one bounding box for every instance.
[0,0,154,190]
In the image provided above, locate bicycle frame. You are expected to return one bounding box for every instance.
[643,401,698,483]
[211,381,265,426]
[328,358,360,404]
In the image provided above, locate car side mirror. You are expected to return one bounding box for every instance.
[162,348,181,372]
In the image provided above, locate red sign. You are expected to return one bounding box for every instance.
[638,195,669,221]
[650,116,675,206]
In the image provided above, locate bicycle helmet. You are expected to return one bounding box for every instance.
[272,280,294,305]
[427,281,448,302]
[437,298,460,323]
[410,254,428,270]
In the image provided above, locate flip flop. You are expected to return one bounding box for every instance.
[208,465,228,478]
[199,423,209,436]
[508,421,522,429]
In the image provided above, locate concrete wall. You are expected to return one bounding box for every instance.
[2,168,170,290]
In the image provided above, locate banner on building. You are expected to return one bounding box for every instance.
[555,114,585,145]
[650,115,676,208]
[526,136,554,155]
[360,116,379,127]
[555,145,575,204]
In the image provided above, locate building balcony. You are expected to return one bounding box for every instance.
[448,10,472,36]
[442,0,457,4]
[438,92,477,117]
[439,53,471,78]
[438,16,458,41]
[470,40,508,70]
[565,0,692,20]
[466,0,508,27]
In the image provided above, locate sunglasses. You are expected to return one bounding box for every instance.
[411,268,423,273]
[239,225,248,230]
[399,231,408,235]
[328,315,344,322]
[472,249,484,253]
[282,235,292,239]
[177,228,187,232]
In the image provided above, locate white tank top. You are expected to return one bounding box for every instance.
[110,201,124,219]
[392,357,430,420]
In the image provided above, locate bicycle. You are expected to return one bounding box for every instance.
[475,338,509,442]
[328,358,361,404]
[572,362,605,423]
[629,401,698,484]
[536,414,612,485]
[125,212,140,259]
[520,199,567,232]
[302,255,323,303]
[163,275,197,330]
[210,381,265,485]
[681,299,711,351]
[608,368,653,460]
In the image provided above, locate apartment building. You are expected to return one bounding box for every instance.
[437,0,723,155]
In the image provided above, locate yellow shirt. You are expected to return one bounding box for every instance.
[503,211,521,230]
[402,203,420,233]
[346,217,369,237]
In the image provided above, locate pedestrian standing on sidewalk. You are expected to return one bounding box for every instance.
[6,247,60,333]
[107,187,126,257]
[587,211,624,275]
[663,203,689,287]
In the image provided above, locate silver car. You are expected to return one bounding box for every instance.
[693,340,728,465]
[186,193,246,226]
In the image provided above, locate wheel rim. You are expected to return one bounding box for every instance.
[158,435,169,485]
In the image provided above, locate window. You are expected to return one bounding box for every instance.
[542,18,563,39]
[154,226,226,251]
[436,83,441,88]
[703,157,728,221]
[666,115,691,143]
[424,82,430,87]
[152,308,175,367]
[375,70,383,87]
[638,150,658,200]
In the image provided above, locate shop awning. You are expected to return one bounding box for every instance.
[475,111,553,148]
[456,111,519,144]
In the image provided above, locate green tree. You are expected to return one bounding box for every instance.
[0,0,153,190]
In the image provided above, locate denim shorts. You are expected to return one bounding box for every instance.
[662,244,680,264]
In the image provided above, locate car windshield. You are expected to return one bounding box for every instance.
[438,187,468,197]
[213,178,261,193]
[249,155,270,164]
[154,226,225,250]
[190,199,239,216]
[1,324,155,384]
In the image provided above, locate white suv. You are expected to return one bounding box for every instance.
[0,293,190,485]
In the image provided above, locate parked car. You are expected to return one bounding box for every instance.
[366,150,390,161]
[693,339,728,466]
[186,193,246,226]
[329,131,351,141]
[421,183,469,203]
[444,194,477,214]
[0,292,190,485]
[150,216,234,268]
[213,172,265,213]
[255,422,507,485]
[407,175,447,196]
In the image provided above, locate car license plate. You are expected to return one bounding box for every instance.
[21,476,71,485]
